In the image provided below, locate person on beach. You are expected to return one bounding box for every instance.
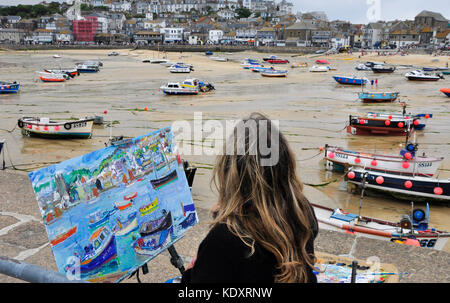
[181,113,319,283]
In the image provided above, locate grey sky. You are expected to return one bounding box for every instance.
[0,0,449,24]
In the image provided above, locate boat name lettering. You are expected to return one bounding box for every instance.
[336,153,348,159]
[418,162,432,167]
[420,239,436,248]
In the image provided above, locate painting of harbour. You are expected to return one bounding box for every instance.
[28,127,198,282]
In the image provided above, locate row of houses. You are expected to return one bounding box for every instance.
[0,5,448,48]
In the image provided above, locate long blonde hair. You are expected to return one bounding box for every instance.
[211,113,317,283]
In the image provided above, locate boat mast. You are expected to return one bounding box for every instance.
[357,172,369,219]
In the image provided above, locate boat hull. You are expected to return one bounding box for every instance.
[358,92,399,103]
[150,169,178,189]
[80,235,117,274]
[18,118,94,139]
[324,145,442,177]
[347,169,450,202]
[0,83,20,94]
[333,76,367,85]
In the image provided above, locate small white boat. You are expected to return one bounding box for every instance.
[169,64,191,73]
[355,63,371,71]
[18,117,95,139]
[210,56,228,62]
[313,203,449,251]
[324,145,443,177]
[108,51,119,56]
[160,61,175,67]
[405,70,442,81]
[143,58,169,64]
[160,82,198,95]
[261,69,288,77]
[53,54,61,58]
[309,65,330,72]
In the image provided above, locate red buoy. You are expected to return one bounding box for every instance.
[404,152,412,160]
[355,157,361,164]
[328,152,335,159]
[376,176,384,184]
[371,160,377,166]
[402,161,410,169]
[425,114,430,119]
[404,180,413,189]
[434,187,443,195]
[348,171,355,179]
[384,120,391,126]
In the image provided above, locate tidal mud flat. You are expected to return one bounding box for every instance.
[0,49,449,281]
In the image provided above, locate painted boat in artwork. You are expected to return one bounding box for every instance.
[323,144,443,177]
[49,225,78,247]
[140,211,173,237]
[115,199,133,211]
[79,226,118,274]
[357,92,399,103]
[180,212,197,229]
[312,203,449,250]
[150,169,178,189]
[139,198,159,216]
[18,117,95,139]
[261,69,288,77]
[346,114,419,136]
[440,88,450,97]
[333,75,368,85]
[113,212,138,237]
[405,70,442,81]
[347,167,450,202]
[0,81,20,94]
[88,210,112,231]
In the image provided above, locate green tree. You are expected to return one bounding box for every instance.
[235,7,251,19]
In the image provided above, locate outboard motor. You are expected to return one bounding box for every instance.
[411,204,429,231]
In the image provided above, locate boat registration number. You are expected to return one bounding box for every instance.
[336,153,348,159]
[72,122,87,128]
[419,239,436,248]
[418,162,432,167]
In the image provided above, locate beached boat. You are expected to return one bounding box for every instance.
[267,58,289,64]
[169,64,191,73]
[251,66,274,73]
[160,61,174,67]
[316,59,330,64]
[18,117,95,139]
[78,226,117,274]
[151,169,178,189]
[333,75,368,85]
[371,65,396,73]
[181,78,214,92]
[76,63,99,73]
[347,167,450,202]
[53,54,61,58]
[49,225,77,247]
[346,114,416,136]
[114,212,138,237]
[323,144,443,177]
[291,62,308,68]
[261,69,288,77]
[108,51,119,56]
[357,92,399,103]
[160,82,198,95]
[144,58,169,64]
[442,71,450,75]
[37,71,67,82]
[210,56,228,62]
[313,203,449,250]
[367,112,431,131]
[139,198,159,216]
[205,51,213,56]
[0,81,20,94]
[241,62,262,69]
[309,65,330,72]
[44,68,79,78]
[262,55,278,61]
[355,64,371,71]
[364,61,384,68]
[440,88,450,97]
[405,70,442,81]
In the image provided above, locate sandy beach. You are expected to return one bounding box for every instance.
[1,48,450,255]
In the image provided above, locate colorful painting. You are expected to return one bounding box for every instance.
[28,127,198,282]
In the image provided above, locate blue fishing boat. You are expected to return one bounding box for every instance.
[251,66,274,73]
[79,226,118,274]
[180,212,196,229]
[358,92,399,103]
[205,51,213,56]
[333,75,368,85]
[88,210,112,231]
[0,81,20,94]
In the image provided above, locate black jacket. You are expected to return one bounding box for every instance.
[182,211,318,283]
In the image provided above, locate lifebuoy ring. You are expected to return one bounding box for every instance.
[64,123,71,130]
[17,120,24,128]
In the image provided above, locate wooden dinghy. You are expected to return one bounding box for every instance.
[18,117,95,139]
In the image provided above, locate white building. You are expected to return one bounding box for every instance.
[160,27,184,43]
[217,8,236,20]
[208,29,224,44]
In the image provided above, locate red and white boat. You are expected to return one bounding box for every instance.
[267,58,289,64]
[115,199,132,211]
[37,71,67,82]
[316,59,330,64]
[313,203,450,251]
[324,145,443,177]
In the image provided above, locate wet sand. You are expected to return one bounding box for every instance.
[1,48,449,251]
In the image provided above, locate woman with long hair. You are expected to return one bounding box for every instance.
[182,112,318,283]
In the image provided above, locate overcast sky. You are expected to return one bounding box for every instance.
[1,0,449,24]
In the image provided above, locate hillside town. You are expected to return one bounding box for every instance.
[0,0,449,50]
